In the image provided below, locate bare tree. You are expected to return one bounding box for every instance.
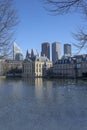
[44,0,84,14]
[43,0,87,51]
[0,0,18,58]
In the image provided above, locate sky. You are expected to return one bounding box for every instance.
[14,0,86,59]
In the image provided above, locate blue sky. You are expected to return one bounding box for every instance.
[14,0,86,58]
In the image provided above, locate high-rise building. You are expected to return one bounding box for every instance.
[52,42,61,63]
[64,44,71,57]
[13,42,23,60]
[41,42,50,60]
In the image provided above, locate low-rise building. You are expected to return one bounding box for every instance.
[47,54,87,78]
[47,58,76,78]
[5,60,23,71]
[23,55,52,78]
[0,58,5,76]
[75,54,87,78]
[4,60,23,77]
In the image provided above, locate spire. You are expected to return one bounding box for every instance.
[26,50,29,59]
[26,50,31,59]
[31,49,34,58]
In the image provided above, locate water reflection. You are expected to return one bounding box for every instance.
[35,78,43,100]
[0,78,87,130]
[22,78,87,104]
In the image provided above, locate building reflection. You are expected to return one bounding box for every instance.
[34,78,79,105]
[35,78,43,87]
[23,78,35,86]
[35,78,44,100]
[35,78,54,103]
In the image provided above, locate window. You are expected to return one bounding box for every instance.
[39,64,41,67]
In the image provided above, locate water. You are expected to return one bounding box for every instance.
[0,78,87,130]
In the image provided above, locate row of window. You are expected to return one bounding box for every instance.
[54,64,75,69]
[24,69,32,73]
[53,69,75,74]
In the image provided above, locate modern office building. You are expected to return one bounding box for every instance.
[41,42,50,60]
[13,42,23,60]
[52,42,61,63]
[64,44,71,57]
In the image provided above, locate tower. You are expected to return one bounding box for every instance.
[13,42,23,60]
[64,44,71,57]
[52,42,61,63]
[41,42,50,60]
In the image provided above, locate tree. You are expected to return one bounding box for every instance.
[44,0,84,14]
[0,0,18,58]
[43,0,87,52]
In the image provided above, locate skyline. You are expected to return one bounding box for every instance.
[14,0,86,58]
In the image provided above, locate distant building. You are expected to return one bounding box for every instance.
[41,42,50,60]
[13,42,23,60]
[48,58,76,78]
[25,49,39,60]
[4,60,23,77]
[0,58,23,76]
[47,54,87,78]
[0,58,5,75]
[23,55,52,78]
[52,42,61,63]
[64,44,71,57]
[5,60,23,70]
[25,50,31,59]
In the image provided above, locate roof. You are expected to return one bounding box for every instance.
[24,55,50,62]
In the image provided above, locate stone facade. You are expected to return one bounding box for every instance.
[5,60,23,71]
[52,63,76,78]
[0,58,5,75]
[4,60,23,77]
[23,55,52,78]
[47,54,87,78]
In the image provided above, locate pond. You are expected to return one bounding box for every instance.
[0,78,87,130]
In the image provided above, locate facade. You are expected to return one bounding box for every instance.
[13,42,23,60]
[0,58,5,75]
[0,59,23,76]
[41,42,50,60]
[5,60,23,70]
[4,60,23,76]
[52,42,61,63]
[23,55,52,78]
[47,54,87,78]
[74,54,87,78]
[64,44,71,57]
[52,59,76,78]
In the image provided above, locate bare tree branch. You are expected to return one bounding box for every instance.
[44,0,84,15]
[72,29,87,52]
[43,0,87,52]
[0,0,19,57]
